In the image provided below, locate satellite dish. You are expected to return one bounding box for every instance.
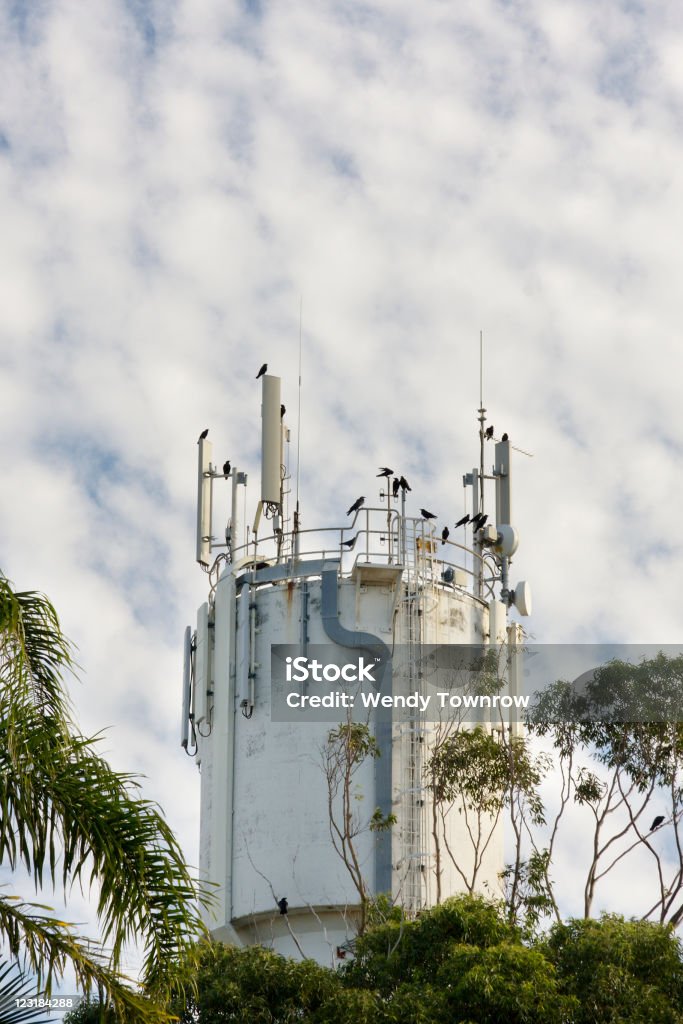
[494,524,519,557]
[511,580,532,616]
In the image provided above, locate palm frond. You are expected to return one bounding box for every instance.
[0,895,172,1024]
[0,573,75,724]
[0,571,212,1016]
[0,701,212,996]
[0,958,52,1024]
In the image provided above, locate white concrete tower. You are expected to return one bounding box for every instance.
[181,375,530,966]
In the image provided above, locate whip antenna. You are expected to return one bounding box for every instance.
[294,297,303,542]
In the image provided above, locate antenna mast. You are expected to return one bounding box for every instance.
[294,298,303,552]
[478,330,486,513]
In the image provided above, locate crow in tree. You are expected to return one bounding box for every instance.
[223,460,231,478]
[502,432,509,442]
[198,428,209,443]
[341,534,358,549]
[277,897,288,915]
[399,475,411,492]
[441,526,449,545]
[651,815,665,831]
[377,467,393,478]
[281,404,286,417]
[347,496,365,516]
[455,514,470,528]
[485,425,494,439]
[392,477,400,498]
[421,508,437,520]
[256,363,268,378]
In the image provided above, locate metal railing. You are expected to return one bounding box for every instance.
[222,506,488,595]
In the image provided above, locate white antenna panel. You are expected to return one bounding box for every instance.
[180,625,192,749]
[196,437,213,565]
[193,602,211,725]
[261,375,281,506]
[488,599,507,643]
[494,438,511,526]
[236,585,250,705]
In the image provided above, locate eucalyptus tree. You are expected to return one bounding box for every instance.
[0,573,212,1023]
[321,721,396,936]
[529,655,683,924]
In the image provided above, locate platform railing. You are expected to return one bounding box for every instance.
[225,506,487,594]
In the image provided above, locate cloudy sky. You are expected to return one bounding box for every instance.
[2,0,683,996]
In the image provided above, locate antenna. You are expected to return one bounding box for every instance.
[478,330,485,513]
[295,297,303,537]
[196,435,213,566]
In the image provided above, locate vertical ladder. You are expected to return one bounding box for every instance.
[396,518,430,915]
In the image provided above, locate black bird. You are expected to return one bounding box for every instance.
[485,425,494,440]
[256,363,268,379]
[441,526,450,545]
[392,477,400,498]
[473,513,489,531]
[341,534,358,549]
[502,432,509,442]
[222,460,231,478]
[421,508,437,520]
[455,514,470,528]
[347,496,365,516]
[281,404,286,417]
[277,897,288,915]
[399,475,411,492]
[470,512,485,529]
[197,428,209,443]
[651,815,665,831]
[377,467,393,478]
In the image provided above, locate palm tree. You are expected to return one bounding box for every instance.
[0,573,212,1023]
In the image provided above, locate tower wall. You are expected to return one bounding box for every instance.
[195,564,507,964]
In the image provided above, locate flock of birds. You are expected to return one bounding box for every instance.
[343,466,495,551]
[197,363,510,550]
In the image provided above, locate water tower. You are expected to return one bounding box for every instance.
[181,374,530,965]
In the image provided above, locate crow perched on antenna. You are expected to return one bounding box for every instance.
[485,425,494,440]
[256,363,268,379]
[651,815,665,831]
[455,514,470,528]
[277,897,288,915]
[197,428,209,443]
[421,508,437,520]
[281,404,286,417]
[502,432,509,442]
[441,526,449,545]
[341,534,358,549]
[399,475,411,492]
[222,460,231,478]
[377,467,393,478]
[392,477,400,498]
[472,513,488,531]
[347,496,365,516]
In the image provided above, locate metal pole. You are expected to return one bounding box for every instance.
[230,467,240,564]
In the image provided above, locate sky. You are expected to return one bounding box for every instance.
[2,0,683,1000]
